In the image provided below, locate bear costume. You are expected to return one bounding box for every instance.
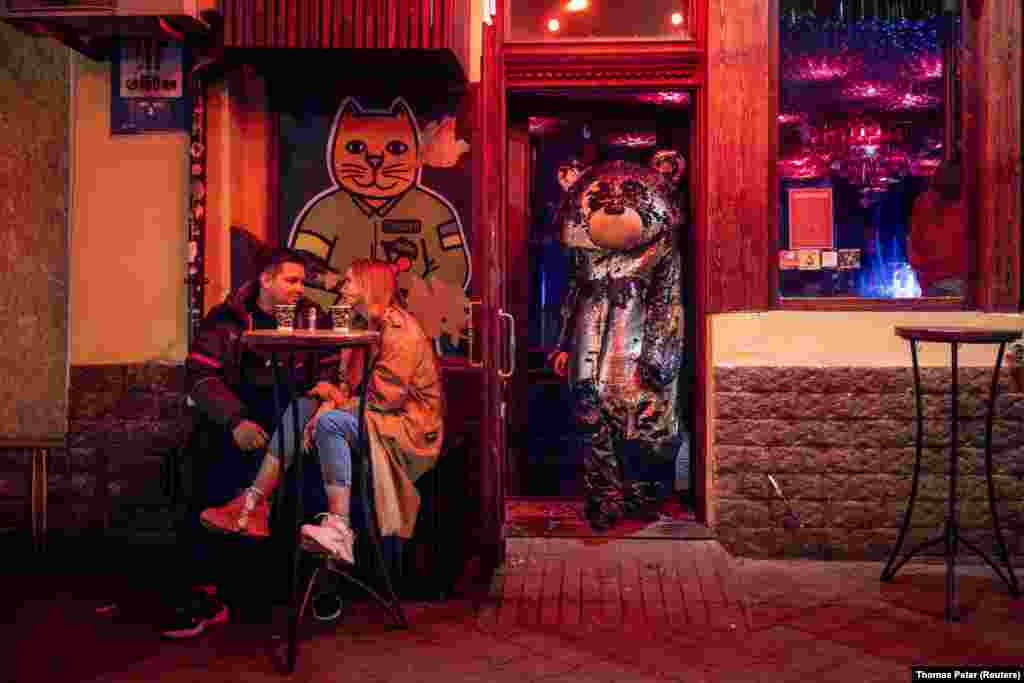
[552,151,687,531]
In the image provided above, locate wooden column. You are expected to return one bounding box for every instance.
[705,0,776,315]
[705,0,777,528]
[964,0,1022,311]
[203,64,277,311]
[476,15,506,582]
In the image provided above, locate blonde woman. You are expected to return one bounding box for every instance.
[202,259,445,567]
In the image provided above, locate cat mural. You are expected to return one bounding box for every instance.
[289,97,471,312]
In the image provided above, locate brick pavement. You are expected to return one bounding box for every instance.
[12,538,1024,682]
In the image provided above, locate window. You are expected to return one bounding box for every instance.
[507,0,694,41]
[777,0,967,301]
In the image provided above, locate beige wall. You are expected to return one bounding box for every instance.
[69,54,188,365]
[713,311,1024,368]
[0,25,70,439]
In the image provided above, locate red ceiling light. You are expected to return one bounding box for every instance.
[567,0,588,11]
[670,12,684,26]
[547,18,561,32]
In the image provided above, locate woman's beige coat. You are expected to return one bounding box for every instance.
[340,305,444,538]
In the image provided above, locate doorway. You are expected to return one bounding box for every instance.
[503,88,701,536]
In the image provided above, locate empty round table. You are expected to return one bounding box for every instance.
[882,326,1022,622]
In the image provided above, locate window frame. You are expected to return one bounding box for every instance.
[768,0,1020,313]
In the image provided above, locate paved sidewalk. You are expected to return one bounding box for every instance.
[11,538,1024,682]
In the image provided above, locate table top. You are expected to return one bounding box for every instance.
[894,326,1022,344]
[242,328,380,351]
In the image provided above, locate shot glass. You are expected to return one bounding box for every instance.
[330,304,354,332]
[273,303,297,332]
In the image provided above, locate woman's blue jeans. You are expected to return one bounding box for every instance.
[270,397,358,487]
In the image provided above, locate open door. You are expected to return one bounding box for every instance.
[502,89,703,535]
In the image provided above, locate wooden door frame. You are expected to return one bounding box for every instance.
[480,17,712,537]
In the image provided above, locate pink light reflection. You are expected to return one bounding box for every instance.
[528,116,563,135]
[784,53,861,83]
[637,91,691,106]
[911,156,942,176]
[906,53,943,81]
[842,81,891,101]
[777,112,806,125]
[778,152,829,180]
[888,92,941,111]
[606,132,658,148]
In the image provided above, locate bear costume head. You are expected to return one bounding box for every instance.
[556,150,686,250]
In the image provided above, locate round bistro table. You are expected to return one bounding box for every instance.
[883,326,1022,622]
[242,329,407,674]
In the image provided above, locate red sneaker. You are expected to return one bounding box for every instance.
[201,487,271,538]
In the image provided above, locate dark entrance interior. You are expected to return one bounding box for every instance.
[505,88,699,522]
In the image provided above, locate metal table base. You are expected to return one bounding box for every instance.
[882,326,1022,622]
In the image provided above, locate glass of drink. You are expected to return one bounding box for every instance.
[330,304,354,332]
[274,304,297,332]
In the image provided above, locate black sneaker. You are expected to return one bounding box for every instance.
[160,589,229,639]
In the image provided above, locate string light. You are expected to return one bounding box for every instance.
[670,12,684,26]
[547,18,560,32]
[567,0,588,11]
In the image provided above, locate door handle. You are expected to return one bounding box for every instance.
[498,308,516,379]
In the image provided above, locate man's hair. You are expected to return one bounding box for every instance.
[256,246,307,278]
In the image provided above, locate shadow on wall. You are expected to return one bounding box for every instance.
[231,226,267,292]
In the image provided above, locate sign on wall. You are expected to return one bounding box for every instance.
[787,186,834,250]
[111,39,189,134]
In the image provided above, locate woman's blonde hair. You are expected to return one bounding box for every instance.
[342,259,398,389]
[348,258,398,322]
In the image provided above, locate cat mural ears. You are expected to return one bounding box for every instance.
[326,96,423,187]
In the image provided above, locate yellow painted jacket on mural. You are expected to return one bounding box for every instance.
[338,304,445,538]
[292,186,469,309]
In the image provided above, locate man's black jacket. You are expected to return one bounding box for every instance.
[185,280,337,435]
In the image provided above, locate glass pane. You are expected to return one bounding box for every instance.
[777,1,968,299]
[508,0,693,41]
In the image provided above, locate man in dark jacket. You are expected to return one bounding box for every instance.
[161,247,336,639]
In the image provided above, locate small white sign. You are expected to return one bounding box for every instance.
[119,40,183,99]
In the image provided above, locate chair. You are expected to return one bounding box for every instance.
[294,434,454,625]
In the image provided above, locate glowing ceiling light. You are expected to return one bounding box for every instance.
[547,18,560,32]
[567,0,588,11]
[670,12,684,26]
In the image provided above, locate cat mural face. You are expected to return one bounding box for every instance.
[330,98,421,201]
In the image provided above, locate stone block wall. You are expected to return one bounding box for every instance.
[0,363,190,540]
[714,367,1024,560]
[67,363,190,537]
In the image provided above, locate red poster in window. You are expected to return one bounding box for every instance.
[788,187,834,250]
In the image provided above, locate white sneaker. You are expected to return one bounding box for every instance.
[301,513,355,566]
